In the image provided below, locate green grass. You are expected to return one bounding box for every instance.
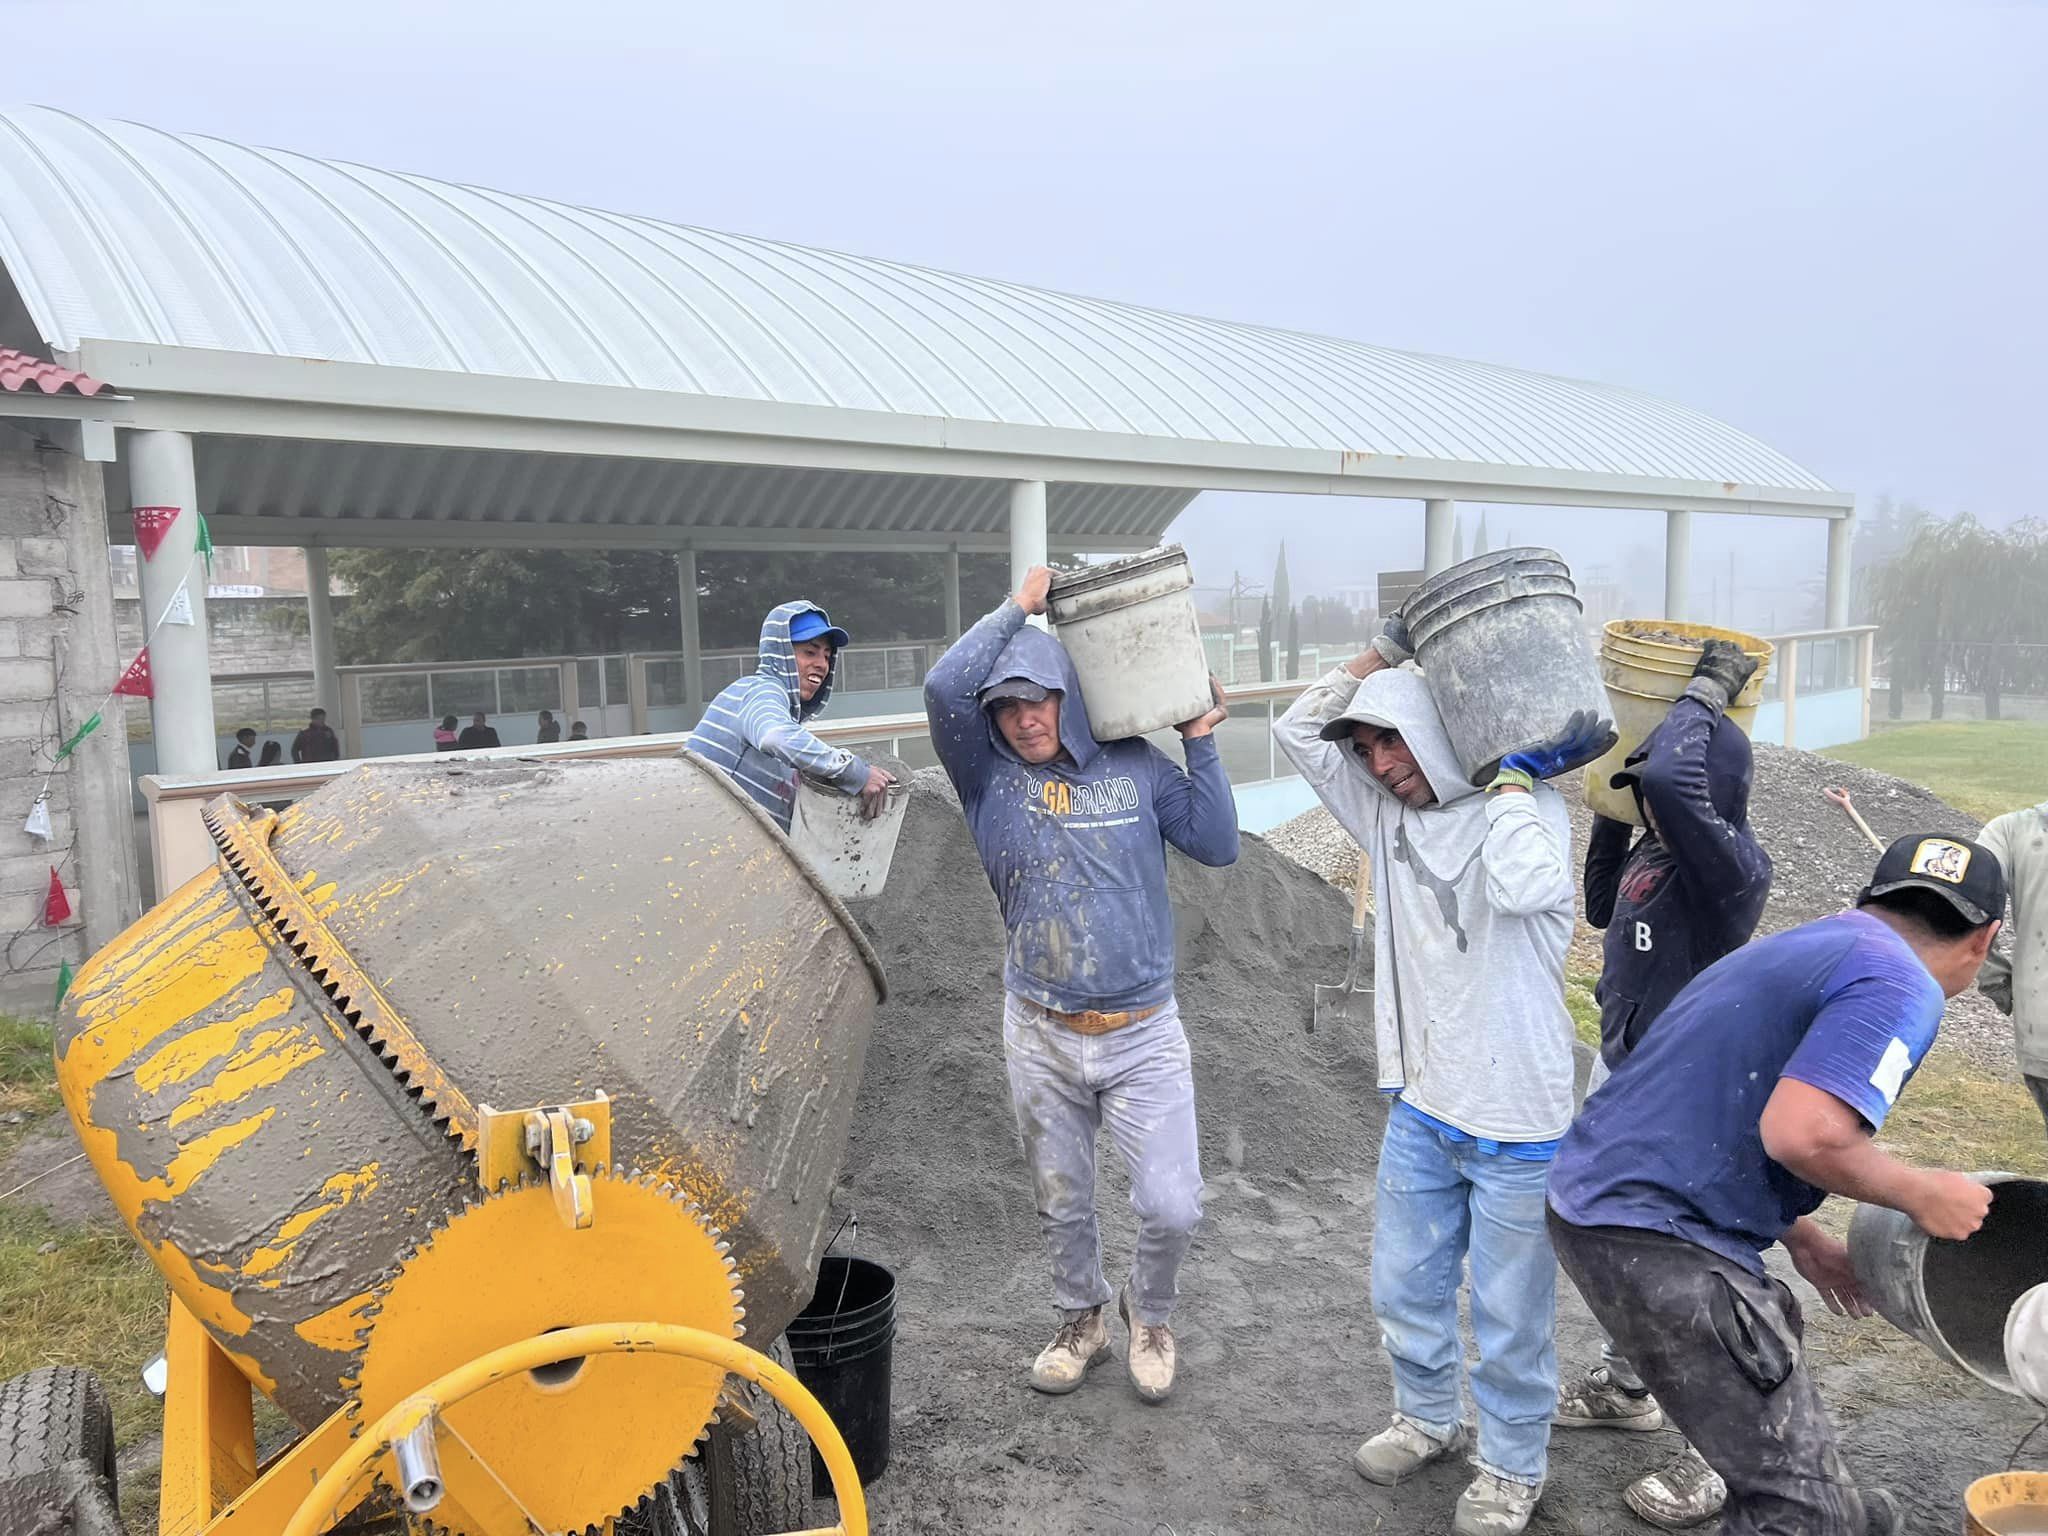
[1826,718,2048,822]
[0,1016,61,1165]
[1565,970,1601,1051]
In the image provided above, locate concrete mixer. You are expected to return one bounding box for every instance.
[10,752,888,1536]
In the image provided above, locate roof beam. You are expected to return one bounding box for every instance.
[82,342,1856,520]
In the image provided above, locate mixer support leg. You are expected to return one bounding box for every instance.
[158,1296,257,1534]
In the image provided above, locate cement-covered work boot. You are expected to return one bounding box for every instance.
[1116,1284,1177,1403]
[1622,1445,1727,1530]
[1028,1307,1110,1395]
[1453,1469,1544,1536]
[1552,1365,1666,1431]
[1351,1415,1470,1486]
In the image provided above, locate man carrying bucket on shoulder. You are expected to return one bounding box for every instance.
[1547,832,2006,1536]
[1559,637,1773,1529]
[687,600,894,833]
[923,564,1236,1405]
[1274,615,1602,1536]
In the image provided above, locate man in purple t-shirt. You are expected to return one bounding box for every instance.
[1547,832,2006,1536]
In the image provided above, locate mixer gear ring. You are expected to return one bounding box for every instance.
[346,1168,745,1535]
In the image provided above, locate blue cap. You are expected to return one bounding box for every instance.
[788,609,851,649]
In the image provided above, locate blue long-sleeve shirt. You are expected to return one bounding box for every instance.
[924,600,1238,1014]
[1585,695,1772,1066]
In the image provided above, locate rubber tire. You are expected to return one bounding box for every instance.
[704,1337,814,1536]
[0,1365,118,1500]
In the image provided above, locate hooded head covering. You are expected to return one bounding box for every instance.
[756,599,841,719]
[976,626,1101,769]
[1612,709,1754,825]
[1317,667,1480,807]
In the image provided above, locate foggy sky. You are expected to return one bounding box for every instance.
[15,0,2043,620]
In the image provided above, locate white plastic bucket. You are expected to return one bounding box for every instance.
[789,758,911,901]
[1046,546,1213,740]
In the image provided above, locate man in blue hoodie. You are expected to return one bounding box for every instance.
[1556,639,1774,1530]
[925,564,1237,1405]
[688,600,893,832]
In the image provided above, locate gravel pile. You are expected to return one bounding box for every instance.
[1260,741,2020,1072]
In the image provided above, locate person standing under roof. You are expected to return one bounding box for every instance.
[924,565,1236,1407]
[1548,833,2007,1536]
[688,600,892,831]
[1557,638,1773,1530]
[226,727,257,771]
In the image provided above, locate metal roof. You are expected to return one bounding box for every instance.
[0,106,1842,535]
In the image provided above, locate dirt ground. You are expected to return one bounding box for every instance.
[829,777,2043,1535]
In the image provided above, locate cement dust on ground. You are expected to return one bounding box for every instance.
[830,775,2041,1535]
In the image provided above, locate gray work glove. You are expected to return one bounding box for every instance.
[1372,610,1414,667]
[1684,637,1760,713]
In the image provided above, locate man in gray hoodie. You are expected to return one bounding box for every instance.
[1977,799,2048,1133]
[1276,625,1597,1536]
[925,565,1237,1406]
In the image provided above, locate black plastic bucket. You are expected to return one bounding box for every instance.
[786,1256,896,1497]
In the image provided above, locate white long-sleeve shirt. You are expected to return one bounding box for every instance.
[1276,664,1579,1141]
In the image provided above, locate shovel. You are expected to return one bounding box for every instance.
[1823,786,1886,853]
[1313,849,1374,1040]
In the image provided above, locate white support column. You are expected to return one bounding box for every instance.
[1423,498,1455,578]
[128,430,218,774]
[303,545,341,728]
[1664,509,1693,621]
[677,548,703,718]
[1009,480,1049,627]
[943,545,963,640]
[1825,512,1854,630]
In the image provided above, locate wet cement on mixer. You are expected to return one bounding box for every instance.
[826,771,2040,1535]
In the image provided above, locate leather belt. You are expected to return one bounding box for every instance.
[1028,1002,1161,1036]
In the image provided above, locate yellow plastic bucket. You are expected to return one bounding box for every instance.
[1582,620,1775,827]
[1965,1471,2048,1535]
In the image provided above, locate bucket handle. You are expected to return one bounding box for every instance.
[1500,562,1527,600]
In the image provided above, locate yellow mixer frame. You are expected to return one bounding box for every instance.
[156,1301,867,1536]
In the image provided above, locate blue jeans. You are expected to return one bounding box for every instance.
[1371,1106,1558,1484]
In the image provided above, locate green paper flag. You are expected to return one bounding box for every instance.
[54,959,73,1007]
[55,712,102,762]
[195,512,214,575]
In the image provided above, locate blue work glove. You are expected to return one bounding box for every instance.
[1494,709,1617,790]
[1371,610,1414,666]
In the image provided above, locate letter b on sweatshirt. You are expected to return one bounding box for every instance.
[1634,921,1653,953]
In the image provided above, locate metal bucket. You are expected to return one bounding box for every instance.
[1847,1175,2048,1394]
[790,756,912,901]
[1047,545,1213,740]
[1403,547,1611,786]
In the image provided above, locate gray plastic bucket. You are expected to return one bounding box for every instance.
[1402,547,1611,786]
[1848,1174,2048,1394]
[790,755,912,900]
[1047,545,1214,740]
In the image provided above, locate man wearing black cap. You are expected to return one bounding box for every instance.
[1557,638,1773,1528]
[1547,832,2007,1536]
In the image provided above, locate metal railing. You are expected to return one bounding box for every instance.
[138,679,1319,895]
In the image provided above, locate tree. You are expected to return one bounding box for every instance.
[1271,542,1292,621]
[1257,596,1274,683]
[1286,604,1301,679]
[1452,514,1468,567]
[1473,511,1490,558]
[1868,514,2048,720]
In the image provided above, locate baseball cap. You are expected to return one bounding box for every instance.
[1318,700,1399,742]
[788,609,851,649]
[1859,832,2006,927]
[980,677,1052,707]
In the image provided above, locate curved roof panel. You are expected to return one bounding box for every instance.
[0,105,1830,494]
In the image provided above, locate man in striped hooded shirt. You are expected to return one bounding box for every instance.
[687,600,893,831]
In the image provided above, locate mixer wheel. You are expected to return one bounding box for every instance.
[0,1365,118,1498]
[704,1338,814,1536]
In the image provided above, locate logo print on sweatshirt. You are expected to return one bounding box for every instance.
[1028,774,1141,819]
[1393,821,1483,954]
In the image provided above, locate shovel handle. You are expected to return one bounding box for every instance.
[1351,849,1372,928]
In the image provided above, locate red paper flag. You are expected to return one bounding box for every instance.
[44,867,70,927]
[133,505,181,562]
[113,649,153,699]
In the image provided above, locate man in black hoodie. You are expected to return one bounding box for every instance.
[1555,638,1772,1531]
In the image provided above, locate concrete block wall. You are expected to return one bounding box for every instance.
[0,430,142,1013]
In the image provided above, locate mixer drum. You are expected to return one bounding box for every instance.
[54,753,886,1427]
